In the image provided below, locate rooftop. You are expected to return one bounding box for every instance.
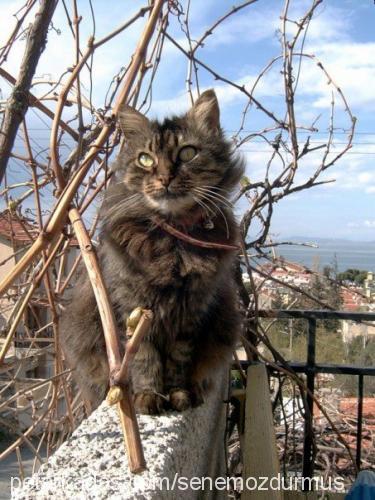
[0,211,38,245]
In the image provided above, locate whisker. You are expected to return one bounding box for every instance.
[196,185,232,202]
[200,184,230,194]
[103,204,140,220]
[104,193,139,201]
[104,192,142,207]
[192,195,216,219]
[194,187,233,209]
[103,194,142,218]
[193,191,230,239]
[193,183,232,201]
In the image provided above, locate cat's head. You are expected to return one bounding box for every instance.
[109,89,243,219]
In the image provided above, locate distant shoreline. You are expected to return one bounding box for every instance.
[270,238,375,272]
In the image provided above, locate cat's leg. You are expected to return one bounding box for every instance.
[164,339,196,411]
[131,340,164,415]
[190,288,240,406]
[60,277,109,411]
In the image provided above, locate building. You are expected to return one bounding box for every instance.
[258,258,312,286]
[364,271,375,300]
[0,210,39,330]
[0,210,78,432]
[342,320,375,345]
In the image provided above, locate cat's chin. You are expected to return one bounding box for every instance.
[146,194,195,216]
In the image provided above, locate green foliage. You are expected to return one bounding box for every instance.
[259,256,374,397]
[266,324,346,363]
[346,335,375,366]
[266,320,375,397]
[337,268,368,285]
[240,176,251,187]
[338,336,375,396]
[283,256,343,331]
[266,319,307,361]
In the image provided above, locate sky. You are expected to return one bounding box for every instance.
[0,0,375,241]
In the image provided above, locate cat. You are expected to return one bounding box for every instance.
[60,89,244,414]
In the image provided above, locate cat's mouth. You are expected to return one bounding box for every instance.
[145,189,195,215]
[156,190,181,200]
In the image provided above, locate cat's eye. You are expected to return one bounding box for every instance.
[178,146,197,163]
[138,152,154,169]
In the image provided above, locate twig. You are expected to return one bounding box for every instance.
[0,0,59,182]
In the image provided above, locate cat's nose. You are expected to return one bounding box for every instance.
[158,174,172,187]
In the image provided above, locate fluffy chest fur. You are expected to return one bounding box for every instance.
[99,214,237,341]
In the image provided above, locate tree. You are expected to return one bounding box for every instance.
[337,269,368,285]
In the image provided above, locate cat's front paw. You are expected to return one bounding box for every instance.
[134,391,163,415]
[169,388,193,412]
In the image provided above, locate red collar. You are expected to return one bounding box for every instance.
[152,212,239,252]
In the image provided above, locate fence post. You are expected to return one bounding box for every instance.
[302,317,316,486]
[243,363,282,500]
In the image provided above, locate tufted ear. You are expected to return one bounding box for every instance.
[117,104,150,137]
[188,89,220,132]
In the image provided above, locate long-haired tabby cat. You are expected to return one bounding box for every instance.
[60,89,244,414]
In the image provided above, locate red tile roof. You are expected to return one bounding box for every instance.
[0,211,38,244]
[261,258,310,275]
[340,398,375,420]
[340,288,364,311]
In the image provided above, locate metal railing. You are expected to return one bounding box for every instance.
[244,309,375,489]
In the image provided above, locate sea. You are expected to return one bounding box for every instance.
[264,238,375,272]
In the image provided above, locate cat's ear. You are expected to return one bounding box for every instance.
[117,104,150,137]
[188,89,220,132]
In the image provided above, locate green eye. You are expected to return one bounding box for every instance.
[138,152,154,169]
[178,146,197,163]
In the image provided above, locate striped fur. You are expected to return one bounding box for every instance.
[60,90,244,414]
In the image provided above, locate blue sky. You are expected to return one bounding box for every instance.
[1,0,375,241]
